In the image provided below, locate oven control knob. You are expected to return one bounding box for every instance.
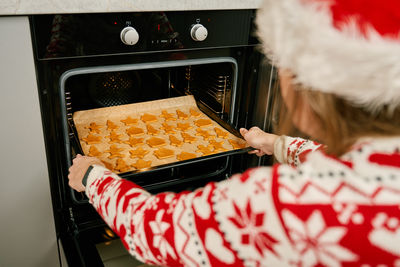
[120,26,139,45]
[190,24,208,41]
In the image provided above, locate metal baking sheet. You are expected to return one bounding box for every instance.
[71,95,250,175]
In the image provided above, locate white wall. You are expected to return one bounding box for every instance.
[0,16,60,267]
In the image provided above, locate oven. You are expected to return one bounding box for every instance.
[30,10,278,266]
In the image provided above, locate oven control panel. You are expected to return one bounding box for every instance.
[31,10,255,59]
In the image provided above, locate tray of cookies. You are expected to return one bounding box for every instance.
[71,95,250,174]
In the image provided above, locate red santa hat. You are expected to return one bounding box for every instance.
[256,0,400,112]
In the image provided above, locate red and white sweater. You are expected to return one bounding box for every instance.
[85,136,400,266]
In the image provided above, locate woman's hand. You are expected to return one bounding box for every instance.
[240,127,278,157]
[68,154,104,192]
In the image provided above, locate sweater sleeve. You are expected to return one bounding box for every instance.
[84,147,400,267]
[273,135,323,167]
[84,165,294,266]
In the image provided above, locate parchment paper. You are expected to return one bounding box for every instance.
[73,95,247,173]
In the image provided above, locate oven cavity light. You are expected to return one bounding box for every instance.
[103,228,116,239]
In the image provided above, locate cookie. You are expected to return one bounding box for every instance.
[88,145,102,157]
[209,140,228,152]
[101,160,114,171]
[195,128,215,140]
[196,145,214,156]
[141,113,158,123]
[126,126,144,136]
[132,159,152,170]
[146,124,159,135]
[169,135,183,147]
[160,110,176,121]
[121,116,138,126]
[147,137,167,147]
[229,139,247,149]
[82,134,102,145]
[161,123,176,134]
[107,130,123,143]
[154,147,175,159]
[106,120,119,131]
[129,147,149,159]
[105,144,124,159]
[189,108,201,117]
[86,122,102,134]
[181,132,197,143]
[125,137,144,147]
[214,127,229,139]
[176,109,189,120]
[115,158,131,173]
[195,119,212,127]
[176,122,192,131]
[177,152,197,161]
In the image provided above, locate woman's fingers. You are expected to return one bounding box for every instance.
[248,149,266,157]
[239,128,248,137]
[249,149,260,154]
[249,126,260,131]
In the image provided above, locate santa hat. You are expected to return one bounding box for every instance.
[256,0,400,111]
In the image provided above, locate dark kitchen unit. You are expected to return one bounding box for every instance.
[30,10,278,266]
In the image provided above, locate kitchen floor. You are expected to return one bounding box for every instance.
[96,239,154,267]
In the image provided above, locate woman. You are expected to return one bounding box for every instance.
[69,0,400,266]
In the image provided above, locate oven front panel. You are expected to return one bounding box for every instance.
[34,44,266,216]
[30,10,276,266]
[31,10,255,59]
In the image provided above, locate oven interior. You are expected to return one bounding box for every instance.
[63,60,240,203]
[65,62,233,119]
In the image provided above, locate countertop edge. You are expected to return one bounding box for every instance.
[0,0,262,15]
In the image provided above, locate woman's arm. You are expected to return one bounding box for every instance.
[240,127,323,167]
[69,155,286,266]
[240,127,278,156]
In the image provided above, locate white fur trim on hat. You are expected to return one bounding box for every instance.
[255,0,400,111]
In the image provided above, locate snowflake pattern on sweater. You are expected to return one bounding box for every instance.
[85,136,400,266]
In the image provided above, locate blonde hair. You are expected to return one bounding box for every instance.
[277,85,400,156]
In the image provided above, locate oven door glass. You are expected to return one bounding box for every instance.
[60,57,251,203]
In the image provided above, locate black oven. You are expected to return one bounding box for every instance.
[30,10,278,266]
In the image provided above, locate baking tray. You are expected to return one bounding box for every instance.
[70,95,252,176]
